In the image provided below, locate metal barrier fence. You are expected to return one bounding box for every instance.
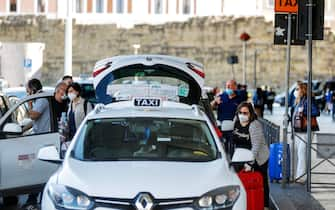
[292,132,335,191]
[258,118,280,146]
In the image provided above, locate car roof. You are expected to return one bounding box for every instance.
[86,100,207,121]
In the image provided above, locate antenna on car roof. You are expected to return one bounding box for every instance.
[93,103,105,114]
[191,105,201,116]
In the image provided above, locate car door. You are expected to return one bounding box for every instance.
[0,93,60,193]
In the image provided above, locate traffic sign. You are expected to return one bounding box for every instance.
[297,0,324,40]
[24,58,32,69]
[274,13,305,45]
[275,0,298,13]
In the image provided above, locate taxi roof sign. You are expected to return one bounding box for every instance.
[275,0,298,13]
[133,97,162,108]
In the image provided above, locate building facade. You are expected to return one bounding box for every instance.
[0,0,334,30]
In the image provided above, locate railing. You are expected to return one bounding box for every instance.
[292,132,335,191]
[258,118,280,147]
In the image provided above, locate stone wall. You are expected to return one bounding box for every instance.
[1,15,335,90]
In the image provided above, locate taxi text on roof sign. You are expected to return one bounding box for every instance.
[275,0,298,13]
[133,98,161,107]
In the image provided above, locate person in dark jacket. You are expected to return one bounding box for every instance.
[266,87,276,114]
[252,87,265,118]
[211,79,243,154]
[292,83,320,183]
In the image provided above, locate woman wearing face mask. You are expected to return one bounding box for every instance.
[232,102,270,209]
[292,83,320,183]
[67,82,93,139]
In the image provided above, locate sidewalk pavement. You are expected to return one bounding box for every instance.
[270,182,325,210]
[265,106,335,210]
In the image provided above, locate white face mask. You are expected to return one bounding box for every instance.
[238,114,249,123]
[294,90,299,98]
[68,93,77,101]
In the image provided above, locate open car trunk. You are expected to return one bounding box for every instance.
[93,55,204,105]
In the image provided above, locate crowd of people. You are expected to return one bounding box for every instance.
[208,79,324,209]
[22,76,93,210]
[209,79,270,209]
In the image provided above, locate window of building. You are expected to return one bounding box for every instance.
[10,0,17,12]
[182,0,191,14]
[76,0,84,13]
[96,0,104,13]
[116,0,124,13]
[38,0,46,13]
[154,0,163,14]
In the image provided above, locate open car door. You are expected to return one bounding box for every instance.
[0,92,60,196]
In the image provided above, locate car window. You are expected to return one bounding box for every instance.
[73,118,217,162]
[107,75,189,102]
[80,83,96,103]
[1,97,54,138]
[0,96,8,118]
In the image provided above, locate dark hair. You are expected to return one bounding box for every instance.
[235,102,258,123]
[27,78,43,94]
[67,82,81,95]
[62,75,73,81]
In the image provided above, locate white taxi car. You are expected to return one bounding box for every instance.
[1,54,219,200]
[39,97,251,210]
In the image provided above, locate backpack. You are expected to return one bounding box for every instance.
[83,100,94,115]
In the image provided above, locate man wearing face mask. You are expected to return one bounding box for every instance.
[66,82,93,139]
[210,79,243,154]
[24,78,50,209]
[52,82,69,126]
[26,78,50,134]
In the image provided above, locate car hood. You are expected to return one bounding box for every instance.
[57,158,240,199]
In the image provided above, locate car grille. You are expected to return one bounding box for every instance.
[93,196,196,210]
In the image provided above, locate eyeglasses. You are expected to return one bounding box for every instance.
[239,111,249,115]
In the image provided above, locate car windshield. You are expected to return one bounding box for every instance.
[72,118,217,162]
[108,76,189,102]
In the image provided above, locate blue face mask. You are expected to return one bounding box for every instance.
[225,88,234,96]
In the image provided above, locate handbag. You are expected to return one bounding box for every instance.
[293,112,319,132]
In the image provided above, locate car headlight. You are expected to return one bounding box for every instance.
[48,183,95,210]
[195,186,240,210]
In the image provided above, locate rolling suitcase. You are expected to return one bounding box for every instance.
[238,170,264,210]
[269,143,290,182]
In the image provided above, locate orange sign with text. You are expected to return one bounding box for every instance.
[275,0,298,13]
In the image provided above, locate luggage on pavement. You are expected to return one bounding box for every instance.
[269,143,291,182]
[238,170,264,210]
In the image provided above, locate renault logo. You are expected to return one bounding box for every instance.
[135,193,153,210]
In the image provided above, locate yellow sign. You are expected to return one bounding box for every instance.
[275,0,298,13]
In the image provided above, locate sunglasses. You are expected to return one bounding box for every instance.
[239,111,249,115]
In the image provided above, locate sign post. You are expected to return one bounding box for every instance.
[274,0,324,191]
[274,0,299,189]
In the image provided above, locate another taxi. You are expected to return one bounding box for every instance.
[38,97,251,210]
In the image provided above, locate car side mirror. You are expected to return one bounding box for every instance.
[3,123,23,134]
[38,145,62,164]
[230,148,254,165]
